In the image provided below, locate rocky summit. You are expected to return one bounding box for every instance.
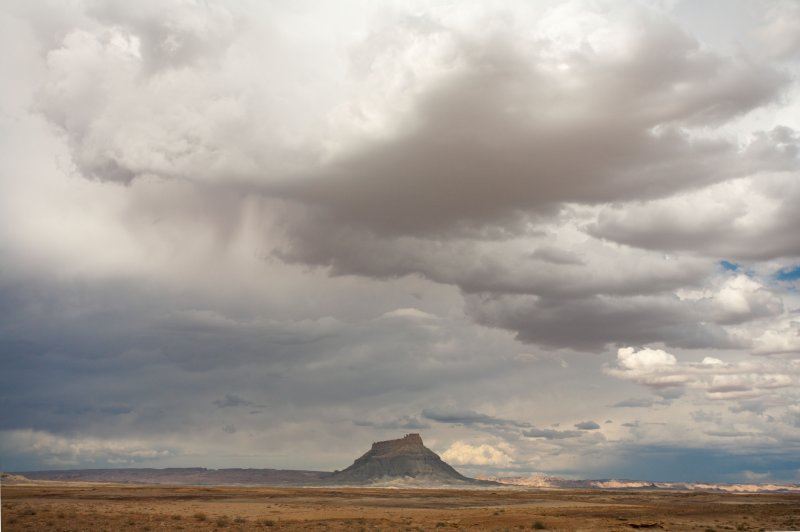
[328,433,487,485]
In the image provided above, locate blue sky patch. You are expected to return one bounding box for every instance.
[774,265,800,282]
[719,260,739,272]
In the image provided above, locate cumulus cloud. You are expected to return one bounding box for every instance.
[617,347,677,371]
[441,441,513,467]
[30,0,333,188]
[607,347,800,404]
[87,0,241,74]
[752,318,800,356]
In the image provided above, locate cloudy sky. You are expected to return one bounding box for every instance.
[1,0,799,483]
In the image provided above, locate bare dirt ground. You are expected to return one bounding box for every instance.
[2,482,799,531]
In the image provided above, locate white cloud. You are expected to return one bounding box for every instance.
[753,319,800,356]
[711,275,784,324]
[0,429,172,466]
[441,441,513,467]
[380,308,440,320]
[608,346,800,405]
[752,1,800,61]
[617,347,677,370]
[610,347,688,389]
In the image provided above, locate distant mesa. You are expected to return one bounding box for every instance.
[327,433,491,486]
[10,468,329,486]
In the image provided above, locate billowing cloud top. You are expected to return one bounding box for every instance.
[1,0,799,483]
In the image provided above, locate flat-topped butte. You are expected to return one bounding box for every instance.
[327,433,490,485]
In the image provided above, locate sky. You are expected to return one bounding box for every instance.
[1,0,799,484]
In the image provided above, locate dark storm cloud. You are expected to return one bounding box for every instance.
[613,398,659,408]
[0,269,531,460]
[522,427,582,440]
[463,281,781,351]
[530,246,584,266]
[213,394,257,409]
[274,218,714,300]
[577,442,800,483]
[589,146,800,262]
[279,15,786,238]
[422,407,529,428]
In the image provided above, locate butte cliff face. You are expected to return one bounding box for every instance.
[328,433,483,485]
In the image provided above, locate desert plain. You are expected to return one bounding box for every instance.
[3,482,800,532]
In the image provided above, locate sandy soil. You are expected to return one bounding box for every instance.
[2,482,799,531]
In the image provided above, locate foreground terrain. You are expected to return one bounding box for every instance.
[2,482,799,531]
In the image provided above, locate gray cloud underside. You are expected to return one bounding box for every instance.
[522,428,583,440]
[422,407,529,428]
[590,161,800,261]
[465,280,782,351]
[278,17,788,236]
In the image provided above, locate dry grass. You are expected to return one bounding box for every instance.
[1,483,799,531]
